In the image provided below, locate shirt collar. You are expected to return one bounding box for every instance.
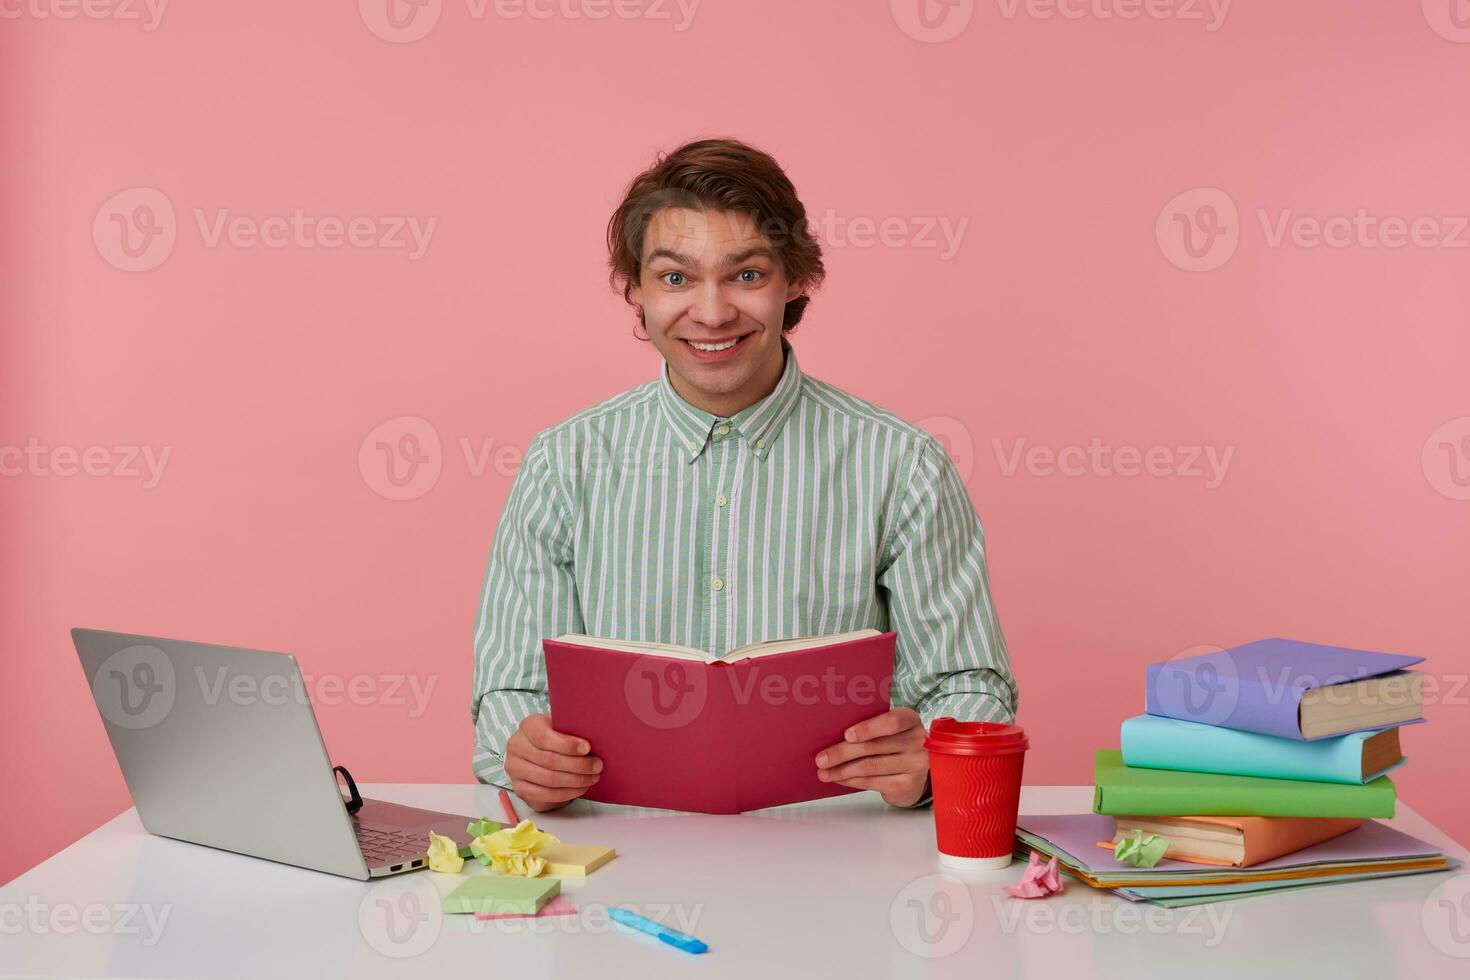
[657,339,804,463]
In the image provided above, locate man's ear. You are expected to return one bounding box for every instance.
[784,278,804,303]
[629,281,643,308]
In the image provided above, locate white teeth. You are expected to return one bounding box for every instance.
[688,337,740,352]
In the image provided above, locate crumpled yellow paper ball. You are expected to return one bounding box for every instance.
[425,830,465,874]
[473,819,560,877]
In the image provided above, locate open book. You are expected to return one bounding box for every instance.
[544,630,896,813]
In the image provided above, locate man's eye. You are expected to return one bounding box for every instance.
[661,272,686,287]
[736,269,763,283]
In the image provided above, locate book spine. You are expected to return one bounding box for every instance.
[706,663,741,814]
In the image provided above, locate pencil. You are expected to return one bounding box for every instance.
[499,788,520,825]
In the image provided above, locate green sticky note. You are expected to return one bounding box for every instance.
[442,875,560,916]
[467,818,500,838]
[1114,829,1170,868]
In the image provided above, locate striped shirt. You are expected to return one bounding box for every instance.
[471,341,1018,788]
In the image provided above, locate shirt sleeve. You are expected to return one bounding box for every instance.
[470,435,583,787]
[878,434,1019,729]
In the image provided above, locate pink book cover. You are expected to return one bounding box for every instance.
[544,631,896,813]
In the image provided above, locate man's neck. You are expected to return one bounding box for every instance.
[670,345,785,418]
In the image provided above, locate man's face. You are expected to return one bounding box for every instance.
[631,207,803,413]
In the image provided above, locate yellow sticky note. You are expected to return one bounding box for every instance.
[538,843,616,877]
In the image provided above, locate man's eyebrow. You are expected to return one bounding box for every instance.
[645,247,694,266]
[721,246,778,266]
[643,245,779,267]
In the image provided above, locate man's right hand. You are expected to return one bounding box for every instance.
[503,713,602,812]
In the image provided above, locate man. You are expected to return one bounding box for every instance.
[472,138,1017,811]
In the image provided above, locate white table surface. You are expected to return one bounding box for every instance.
[3,785,1467,979]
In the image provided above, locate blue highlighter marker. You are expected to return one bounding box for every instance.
[609,907,709,955]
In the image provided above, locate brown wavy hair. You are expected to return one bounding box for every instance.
[607,138,825,332]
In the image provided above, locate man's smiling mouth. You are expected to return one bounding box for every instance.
[680,331,754,355]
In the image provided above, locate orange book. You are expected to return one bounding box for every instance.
[1099,815,1365,868]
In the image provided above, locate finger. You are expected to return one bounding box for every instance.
[832,774,927,807]
[820,752,925,782]
[830,774,911,793]
[517,783,588,809]
[843,707,921,744]
[505,757,600,790]
[816,731,922,768]
[523,717,591,755]
[521,742,603,776]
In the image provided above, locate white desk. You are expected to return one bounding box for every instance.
[3,785,1467,979]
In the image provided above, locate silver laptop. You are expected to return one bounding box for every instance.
[73,628,477,879]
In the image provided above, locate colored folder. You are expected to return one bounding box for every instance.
[1093,749,1396,818]
[1016,812,1450,891]
[1119,714,1407,784]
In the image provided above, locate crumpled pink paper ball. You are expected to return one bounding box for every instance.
[1002,851,1064,899]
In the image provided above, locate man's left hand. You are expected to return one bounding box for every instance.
[815,707,929,807]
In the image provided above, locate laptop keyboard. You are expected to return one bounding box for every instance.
[356,826,430,866]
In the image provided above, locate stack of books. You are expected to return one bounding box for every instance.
[1095,637,1425,867]
[1012,637,1459,906]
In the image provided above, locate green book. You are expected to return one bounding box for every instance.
[1092,749,1396,818]
[442,875,560,916]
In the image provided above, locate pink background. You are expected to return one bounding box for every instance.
[4,1,1468,885]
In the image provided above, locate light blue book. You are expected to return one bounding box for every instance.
[1120,714,1407,785]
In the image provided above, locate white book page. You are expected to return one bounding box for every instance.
[552,628,881,663]
[725,628,882,661]
[553,635,714,662]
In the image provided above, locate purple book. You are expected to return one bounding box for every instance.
[1143,638,1425,740]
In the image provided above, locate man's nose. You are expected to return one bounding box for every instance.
[688,282,738,329]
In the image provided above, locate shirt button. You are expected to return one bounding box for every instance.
[711,577,725,592]
[755,438,766,450]
[714,424,731,437]
[715,493,728,507]
[686,441,699,452]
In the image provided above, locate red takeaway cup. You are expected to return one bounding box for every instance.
[924,718,1030,870]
